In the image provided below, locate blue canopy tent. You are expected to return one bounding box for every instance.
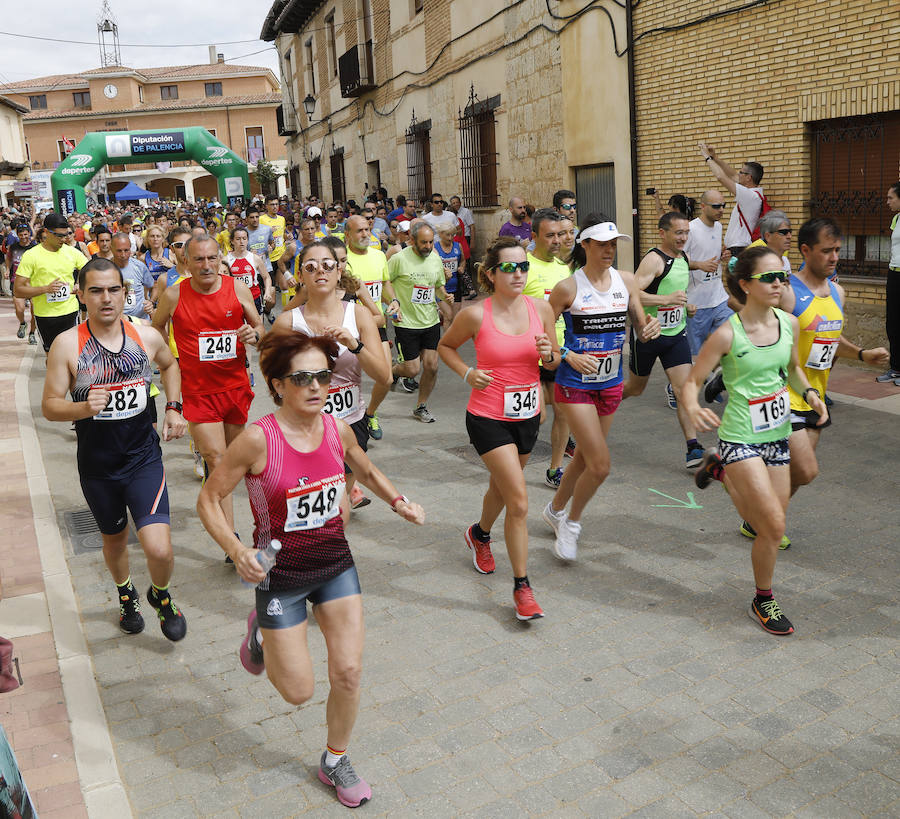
[114,182,158,201]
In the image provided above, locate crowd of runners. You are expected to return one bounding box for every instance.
[4,173,897,808]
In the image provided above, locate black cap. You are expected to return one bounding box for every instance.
[43,213,69,231]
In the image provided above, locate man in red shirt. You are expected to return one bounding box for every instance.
[153,234,263,545]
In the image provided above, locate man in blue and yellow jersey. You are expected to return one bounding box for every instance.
[523,208,571,488]
[260,194,286,267]
[778,217,888,503]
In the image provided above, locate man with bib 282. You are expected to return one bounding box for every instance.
[152,234,264,554]
[42,257,188,641]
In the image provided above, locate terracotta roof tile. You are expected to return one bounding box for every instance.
[22,93,282,121]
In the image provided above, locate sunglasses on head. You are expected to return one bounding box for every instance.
[750,270,789,283]
[283,369,333,387]
[494,260,530,274]
[301,258,338,273]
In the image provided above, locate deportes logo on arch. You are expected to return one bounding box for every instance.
[207,146,229,159]
[68,154,93,167]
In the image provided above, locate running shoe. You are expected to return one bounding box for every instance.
[541,502,565,537]
[366,413,383,440]
[392,376,415,393]
[239,609,265,675]
[349,484,371,509]
[514,583,544,620]
[686,446,705,469]
[740,520,791,550]
[554,518,581,561]
[695,449,723,489]
[544,467,563,488]
[146,586,187,642]
[564,437,576,458]
[875,369,900,383]
[823,393,833,407]
[403,377,419,391]
[190,439,205,480]
[318,752,372,808]
[464,524,495,574]
[665,382,677,410]
[27,333,36,345]
[413,404,435,423]
[118,584,144,634]
[16,322,26,339]
[704,369,726,403]
[749,597,794,635]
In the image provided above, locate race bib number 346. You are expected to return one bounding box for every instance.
[93,379,147,421]
[284,475,345,531]
[503,383,539,419]
[199,331,237,361]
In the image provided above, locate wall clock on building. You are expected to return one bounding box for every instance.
[103,83,118,99]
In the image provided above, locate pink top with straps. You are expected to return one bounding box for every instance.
[466,296,544,422]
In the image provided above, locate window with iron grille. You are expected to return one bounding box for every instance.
[458,87,499,208]
[405,114,432,205]
[809,111,900,279]
[308,158,321,200]
[330,148,345,203]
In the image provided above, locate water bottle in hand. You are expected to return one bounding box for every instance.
[241,539,282,588]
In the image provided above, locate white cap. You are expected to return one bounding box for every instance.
[307,206,323,217]
[576,222,632,243]
[397,220,411,232]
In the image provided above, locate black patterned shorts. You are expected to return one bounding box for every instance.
[717,438,790,467]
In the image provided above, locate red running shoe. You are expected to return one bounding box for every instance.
[514,584,544,620]
[239,610,265,674]
[464,524,495,574]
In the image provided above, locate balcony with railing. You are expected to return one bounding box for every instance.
[338,41,375,98]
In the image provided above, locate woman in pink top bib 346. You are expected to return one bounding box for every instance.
[197,330,423,809]
[438,236,560,622]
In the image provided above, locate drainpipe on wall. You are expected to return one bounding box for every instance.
[626,0,641,257]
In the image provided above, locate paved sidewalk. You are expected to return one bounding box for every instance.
[12,303,900,816]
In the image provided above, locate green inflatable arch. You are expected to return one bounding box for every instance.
[51,127,250,214]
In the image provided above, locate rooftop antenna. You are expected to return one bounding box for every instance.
[97,0,122,67]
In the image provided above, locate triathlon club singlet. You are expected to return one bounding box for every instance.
[71,320,159,480]
[556,267,630,390]
[245,413,353,591]
[172,276,249,397]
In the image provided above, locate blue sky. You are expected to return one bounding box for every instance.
[0,1,280,86]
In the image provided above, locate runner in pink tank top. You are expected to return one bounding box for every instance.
[197,329,423,809]
[438,237,560,622]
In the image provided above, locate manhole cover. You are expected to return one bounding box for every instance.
[63,509,137,554]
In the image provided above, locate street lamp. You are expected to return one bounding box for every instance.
[303,94,317,121]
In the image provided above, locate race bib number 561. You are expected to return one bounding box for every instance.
[284,475,345,531]
[411,285,435,304]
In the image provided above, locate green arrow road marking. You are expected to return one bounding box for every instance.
[648,488,703,509]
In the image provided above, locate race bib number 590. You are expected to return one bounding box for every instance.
[198,331,237,361]
[284,475,345,531]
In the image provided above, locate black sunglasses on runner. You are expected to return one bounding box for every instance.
[284,369,333,387]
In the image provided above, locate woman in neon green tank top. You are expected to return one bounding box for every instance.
[680,246,828,637]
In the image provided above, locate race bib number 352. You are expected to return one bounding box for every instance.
[199,331,237,361]
[93,379,147,421]
[46,283,71,303]
[748,387,788,434]
[503,383,539,419]
[284,475,345,531]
